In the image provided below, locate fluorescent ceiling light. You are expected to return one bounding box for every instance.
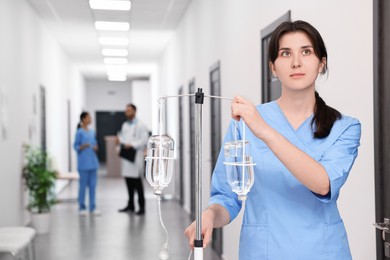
[99,37,129,46]
[90,0,131,11]
[101,49,128,57]
[108,75,127,81]
[95,21,129,31]
[104,57,128,65]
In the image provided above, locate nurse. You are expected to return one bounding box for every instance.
[185,20,361,259]
[74,112,100,216]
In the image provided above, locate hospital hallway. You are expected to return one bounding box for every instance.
[0,0,388,259]
[34,173,220,260]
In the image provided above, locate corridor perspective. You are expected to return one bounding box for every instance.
[0,0,389,259]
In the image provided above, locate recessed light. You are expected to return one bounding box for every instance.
[101,49,128,57]
[108,75,127,81]
[89,0,131,11]
[104,58,128,65]
[99,37,129,46]
[95,21,129,31]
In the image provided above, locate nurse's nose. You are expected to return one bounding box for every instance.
[291,54,302,69]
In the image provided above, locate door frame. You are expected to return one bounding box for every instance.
[209,60,223,257]
[189,78,196,219]
[260,11,291,103]
[373,0,390,259]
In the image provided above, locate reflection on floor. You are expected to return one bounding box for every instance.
[34,176,220,260]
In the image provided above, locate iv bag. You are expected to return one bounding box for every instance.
[145,134,175,195]
[224,140,255,200]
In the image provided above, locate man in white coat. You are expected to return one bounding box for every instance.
[117,104,149,215]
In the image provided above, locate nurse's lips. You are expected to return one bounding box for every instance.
[290,73,305,78]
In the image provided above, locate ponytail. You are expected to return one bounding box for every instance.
[77,111,89,130]
[311,91,341,138]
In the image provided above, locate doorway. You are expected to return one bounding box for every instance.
[373,0,390,259]
[95,111,127,163]
[189,79,196,218]
[40,86,46,152]
[177,87,185,206]
[261,11,291,103]
[210,61,223,257]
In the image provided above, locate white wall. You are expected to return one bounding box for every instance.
[131,80,152,131]
[85,79,132,130]
[0,0,85,226]
[158,0,375,259]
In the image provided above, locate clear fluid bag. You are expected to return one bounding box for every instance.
[145,134,175,195]
[223,140,255,200]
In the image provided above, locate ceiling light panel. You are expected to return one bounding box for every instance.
[99,37,129,46]
[101,49,128,56]
[89,0,131,11]
[104,57,128,65]
[95,21,130,31]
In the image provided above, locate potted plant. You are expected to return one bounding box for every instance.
[23,145,57,234]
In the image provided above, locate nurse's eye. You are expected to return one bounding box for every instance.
[302,49,312,56]
[280,51,291,57]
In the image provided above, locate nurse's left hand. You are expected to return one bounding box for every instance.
[231,96,269,139]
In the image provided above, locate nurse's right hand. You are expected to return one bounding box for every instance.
[184,209,215,249]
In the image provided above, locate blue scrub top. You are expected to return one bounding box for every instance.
[74,128,99,171]
[209,101,361,260]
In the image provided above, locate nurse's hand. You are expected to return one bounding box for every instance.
[80,143,90,150]
[231,96,270,139]
[184,209,215,249]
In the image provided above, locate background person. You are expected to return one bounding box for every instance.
[73,112,101,216]
[117,104,149,215]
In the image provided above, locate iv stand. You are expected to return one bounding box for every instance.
[194,88,204,260]
[154,88,233,260]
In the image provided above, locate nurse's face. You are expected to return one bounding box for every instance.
[82,114,91,125]
[270,31,326,92]
[125,106,136,120]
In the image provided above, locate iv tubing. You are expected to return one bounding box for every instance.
[242,121,246,196]
[157,196,169,248]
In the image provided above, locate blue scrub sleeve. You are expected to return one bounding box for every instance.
[314,119,361,203]
[208,120,242,222]
[73,130,83,152]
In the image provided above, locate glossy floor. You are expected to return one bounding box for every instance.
[33,176,220,260]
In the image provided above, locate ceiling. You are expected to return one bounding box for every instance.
[26,0,192,79]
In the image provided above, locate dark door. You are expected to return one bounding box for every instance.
[261,11,291,103]
[373,0,390,259]
[67,100,72,171]
[177,87,184,206]
[210,61,223,257]
[95,111,127,163]
[189,79,196,218]
[40,86,47,152]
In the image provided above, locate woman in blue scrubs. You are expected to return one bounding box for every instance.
[74,112,100,216]
[185,20,361,259]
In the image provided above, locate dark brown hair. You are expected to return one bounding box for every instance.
[268,20,341,138]
[77,111,89,129]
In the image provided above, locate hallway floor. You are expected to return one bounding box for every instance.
[34,176,220,260]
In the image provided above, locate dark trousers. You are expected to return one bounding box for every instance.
[125,177,145,211]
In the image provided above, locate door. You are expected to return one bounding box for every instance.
[261,11,291,103]
[210,61,223,257]
[40,86,46,152]
[373,0,390,259]
[67,100,72,171]
[177,87,184,206]
[95,111,127,162]
[189,79,196,218]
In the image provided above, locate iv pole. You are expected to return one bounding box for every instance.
[194,88,204,260]
[149,88,237,260]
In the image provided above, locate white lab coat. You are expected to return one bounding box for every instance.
[118,119,149,178]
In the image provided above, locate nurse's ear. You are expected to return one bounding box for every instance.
[269,61,278,78]
[318,57,327,74]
